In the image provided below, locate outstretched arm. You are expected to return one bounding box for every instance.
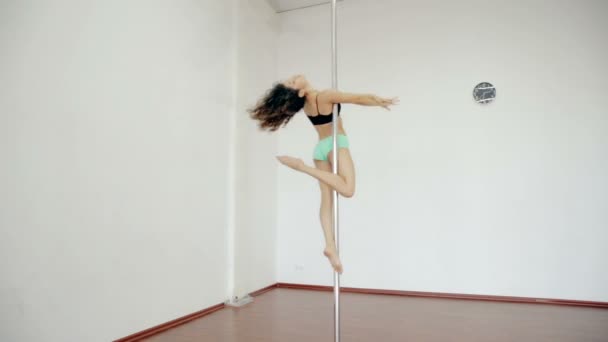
[318,90,399,110]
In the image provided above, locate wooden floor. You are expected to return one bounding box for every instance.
[143,288,608,342]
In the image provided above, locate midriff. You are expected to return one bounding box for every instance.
[313,117,346,140]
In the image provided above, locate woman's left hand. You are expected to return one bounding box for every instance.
[375,96,400,110]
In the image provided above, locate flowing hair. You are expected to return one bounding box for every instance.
[248,83,306,131]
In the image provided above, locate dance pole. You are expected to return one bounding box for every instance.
[330,1,340,342]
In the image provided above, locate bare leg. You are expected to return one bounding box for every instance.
[277,148,355,198]
[278,149,356,274]
[314,159,343,274]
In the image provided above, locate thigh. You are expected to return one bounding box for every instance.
[314,159,333,200]
[328,148,356,186]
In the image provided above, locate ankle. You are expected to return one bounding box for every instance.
[324,244,337,251]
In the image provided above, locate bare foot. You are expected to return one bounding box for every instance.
[323,246,343,274]
[276,156,305,171]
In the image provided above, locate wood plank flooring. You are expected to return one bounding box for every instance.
[143,288,608,342]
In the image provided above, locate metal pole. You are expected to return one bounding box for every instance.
[330,1,340,342]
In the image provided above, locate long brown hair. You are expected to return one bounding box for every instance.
[248,83,305,131]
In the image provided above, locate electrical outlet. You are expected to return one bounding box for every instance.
[295,264,304,271]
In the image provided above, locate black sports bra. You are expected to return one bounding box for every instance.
[307,95,341,126]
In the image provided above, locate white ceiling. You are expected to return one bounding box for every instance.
[266,0,343,13]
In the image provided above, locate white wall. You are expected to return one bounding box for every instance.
[0,1,235,341]
[276,0,608,302]
[231,0,279,300]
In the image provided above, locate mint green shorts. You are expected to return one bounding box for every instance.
[313,134,350,161]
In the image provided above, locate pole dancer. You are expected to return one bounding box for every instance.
[248,79,397,272]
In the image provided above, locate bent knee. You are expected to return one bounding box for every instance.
[341,188,355,198]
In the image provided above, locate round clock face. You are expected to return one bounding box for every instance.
[473,82,496,104]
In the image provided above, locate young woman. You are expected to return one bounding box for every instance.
[249,74,398,274]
